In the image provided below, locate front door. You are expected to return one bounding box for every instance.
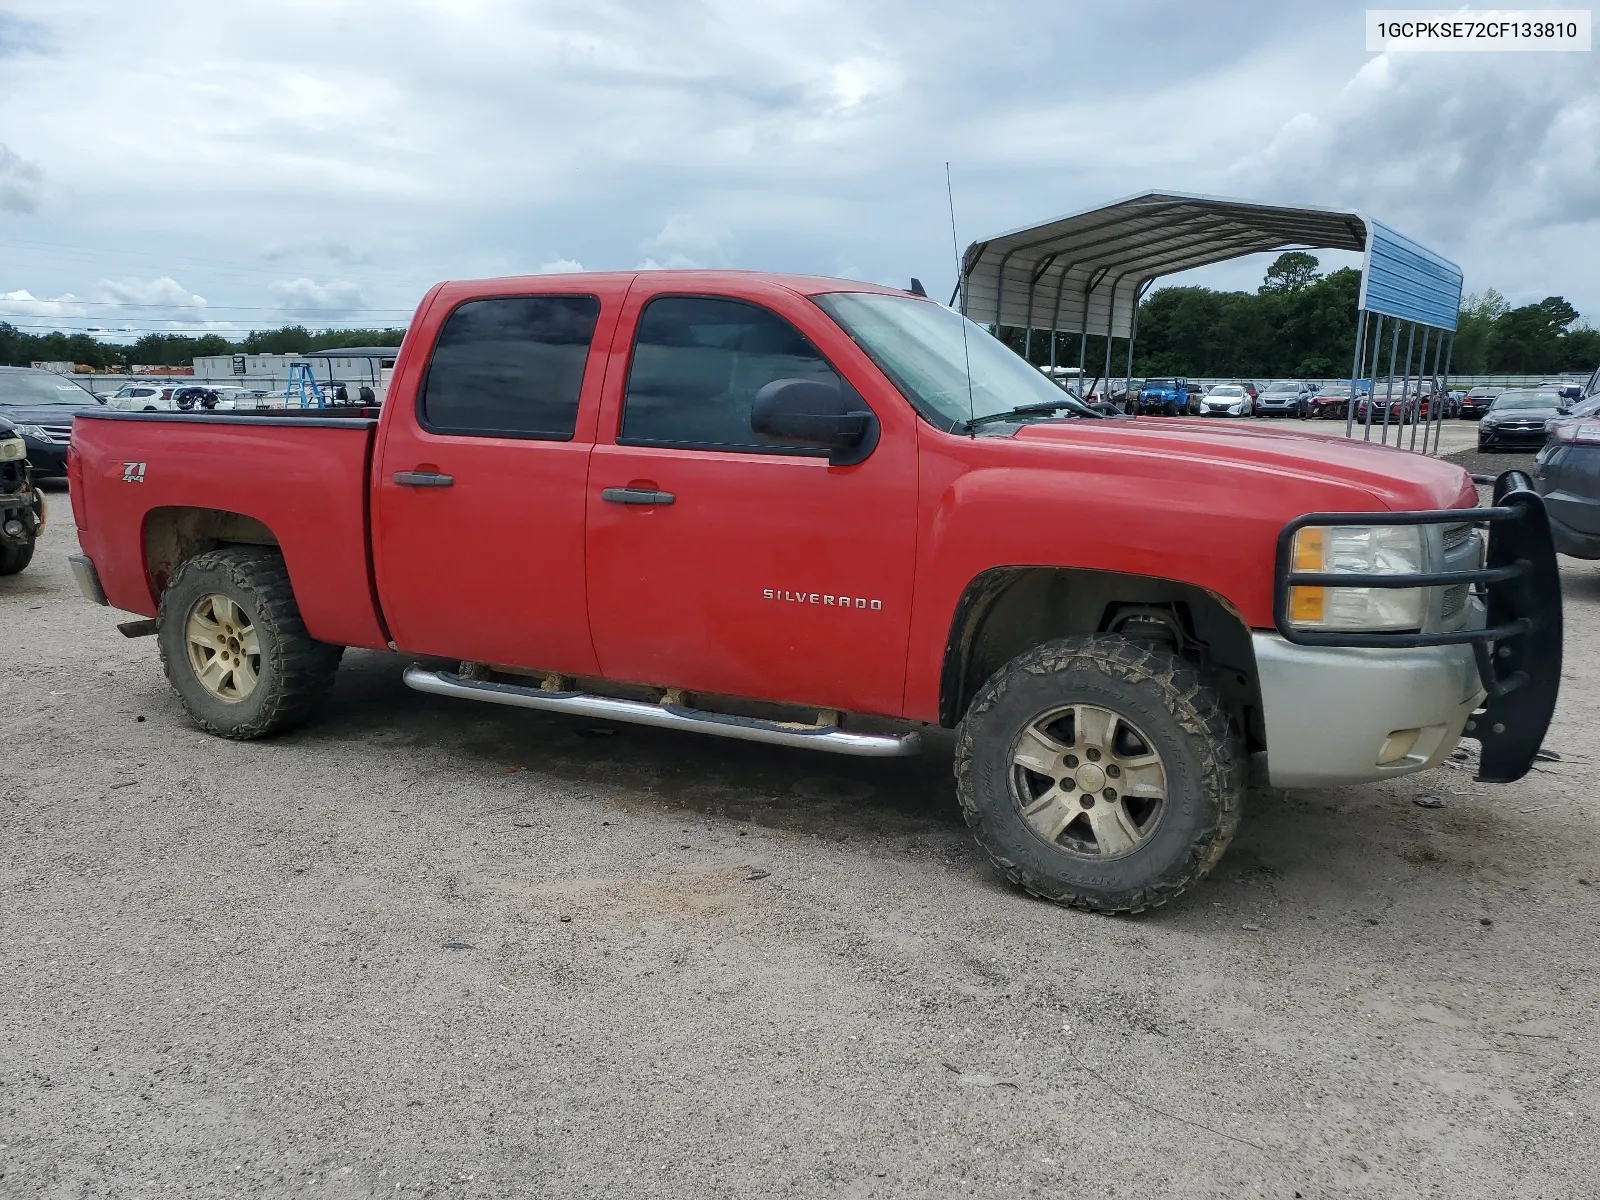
[373,283,622,675]
[584,290,918,717]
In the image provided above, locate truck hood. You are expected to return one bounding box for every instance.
[1013,417,1477,511]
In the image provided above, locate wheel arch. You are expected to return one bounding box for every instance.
[142,505,280,598]
[938,565,1264,748]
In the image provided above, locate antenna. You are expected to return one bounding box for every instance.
[945,162,975,431]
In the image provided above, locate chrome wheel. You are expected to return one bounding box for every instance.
[1010,703,1167,859]
[184,593,261,702]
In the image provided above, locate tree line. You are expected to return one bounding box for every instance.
[6,256,1599,379]
[1004,252,1600,381]
[0,324,406,370]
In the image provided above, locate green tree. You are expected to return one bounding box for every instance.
[1259,251,1322,295]
[1488,296,1580,373]
[1451,289,1508,374]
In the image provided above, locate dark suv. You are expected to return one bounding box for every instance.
[0,366,105,479]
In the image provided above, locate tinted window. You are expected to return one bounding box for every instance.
[420,295,600,439]
[621,296,842,449]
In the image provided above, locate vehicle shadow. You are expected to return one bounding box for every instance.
[301,650,1494,918]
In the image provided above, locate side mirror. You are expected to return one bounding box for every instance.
[751,378,878,465]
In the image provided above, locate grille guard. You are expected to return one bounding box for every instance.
[1273,470,1562,783]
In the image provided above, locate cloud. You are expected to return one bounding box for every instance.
[95,275,207,309]
[0,0,1597,325]
[538,258,586,274]
[268,278,367,315]
[0,287,85,320]
[0,142,42,213]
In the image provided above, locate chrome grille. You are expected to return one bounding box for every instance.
[1442,523,1476,552]
[39,424,73,443]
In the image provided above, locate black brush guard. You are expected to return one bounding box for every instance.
[1273,470,1562,784]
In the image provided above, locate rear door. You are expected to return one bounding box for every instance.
[372,279,625,674]
[583,285,919,716]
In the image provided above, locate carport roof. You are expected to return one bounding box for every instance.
[958,190,1460,340]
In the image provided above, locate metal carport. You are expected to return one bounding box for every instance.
[956,191,1464,452]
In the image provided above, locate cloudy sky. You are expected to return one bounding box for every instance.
[1,0,1596,339]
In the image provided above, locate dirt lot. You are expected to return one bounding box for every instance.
[3,457,1597,1199]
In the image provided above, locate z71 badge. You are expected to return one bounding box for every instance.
[122,462,148,483]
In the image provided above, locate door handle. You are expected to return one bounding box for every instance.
[394,470,454,488]
[601,487,675,506]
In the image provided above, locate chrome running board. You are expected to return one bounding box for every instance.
[402,667,922,758]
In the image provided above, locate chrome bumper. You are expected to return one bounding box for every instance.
[68,553,108,606]
[1253,632,1485,787]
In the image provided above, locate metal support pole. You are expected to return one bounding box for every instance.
[1419,330,1444,454]
[1102,278,1119,398]
[1387,322,1415,446]
[1433,334,1455,456]
[1344,310,1369,438]
[1408,327,1431,451]
[1363,314,1385,440]
[1047,262,1074,376]
[1375,321,1400,443]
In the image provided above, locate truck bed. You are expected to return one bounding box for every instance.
[70,410,389,649]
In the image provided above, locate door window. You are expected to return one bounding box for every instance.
[420,295,601,439]
[620,296,844,451]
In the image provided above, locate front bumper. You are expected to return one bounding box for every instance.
[1271,471,1562,784]
[1478,425,1548,450]
[1254,634,1484,787]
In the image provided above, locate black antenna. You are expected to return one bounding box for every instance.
[945,162,975,432]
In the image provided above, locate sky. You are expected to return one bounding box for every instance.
[1,0,1597,341]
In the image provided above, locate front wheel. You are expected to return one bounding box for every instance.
[0,536,34,576]
[157,546,342,739]
[955,635,1245,913]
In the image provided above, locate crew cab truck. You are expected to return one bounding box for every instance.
[66,271,1563,913]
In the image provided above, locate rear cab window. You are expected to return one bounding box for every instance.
[420,295,602,440]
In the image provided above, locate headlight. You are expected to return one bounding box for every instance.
[16,424,53,442]
[1289,525,1427,631]
[0,437,25,462]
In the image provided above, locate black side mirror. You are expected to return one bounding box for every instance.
[751,378,878,465]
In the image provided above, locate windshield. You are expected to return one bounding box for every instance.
[0,370,99,406]
[1491,391,1561,411]
[1262,382,1298,393]
[813,292,1094,428]
[1209,386,1243,397]
[1467,387,1497,398]
[1142,378,1175,390]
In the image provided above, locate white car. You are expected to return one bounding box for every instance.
[1202,384,1254,417]
[106,382,180,411]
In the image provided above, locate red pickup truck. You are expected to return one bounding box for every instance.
[66,270,1562,912]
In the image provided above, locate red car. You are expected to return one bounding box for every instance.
[65,270,1561,913]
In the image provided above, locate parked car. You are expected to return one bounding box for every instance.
[1478,389,1568,452]
[66,269,1562,914]
[1184,381,1206,410]
[1355,390,1421,426]
[0,365,105,478]
[1535,414,1600,557]
[1458,386,1500,420]
[1201,383,1254,417]
[0,414,44,575]
[1136,376,1191,415]
[1230,381,1260,402]
[1539,380,1585,404]
[1256,380,1313,418]
[107,381,181,411]
[1308,384,1356,420]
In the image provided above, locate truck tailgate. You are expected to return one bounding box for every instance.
[71,412,388,650]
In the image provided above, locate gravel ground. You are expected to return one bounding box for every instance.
[3,475,1597,1200]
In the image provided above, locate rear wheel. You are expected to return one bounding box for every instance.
[0,537,34,576]
[955,635,1245,913]
[158,547,342,739]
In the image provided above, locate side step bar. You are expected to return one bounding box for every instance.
[402,667,922,758]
